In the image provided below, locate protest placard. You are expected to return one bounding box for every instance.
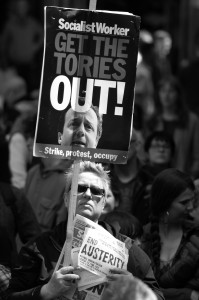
[33,6,140,164]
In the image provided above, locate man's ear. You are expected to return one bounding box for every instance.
[94,137,99,148]
[102,198,106,209]
[58,132,62,144]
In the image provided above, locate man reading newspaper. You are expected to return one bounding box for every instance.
[7,161,164,300]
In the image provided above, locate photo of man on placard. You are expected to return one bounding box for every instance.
[57,98,103,149]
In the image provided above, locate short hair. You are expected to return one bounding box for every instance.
[57,101,103,143]
[103,210,143,240]
[144,131,175,156]
[155,76,189,127]
[65,161,110,198]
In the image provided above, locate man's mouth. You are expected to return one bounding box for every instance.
[71,141,86,147]
[78,202,93,210]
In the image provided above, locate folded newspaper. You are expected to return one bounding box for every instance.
[54,214,129,300]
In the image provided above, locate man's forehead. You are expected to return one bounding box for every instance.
[65,108,97,122]
[78,172,103,186]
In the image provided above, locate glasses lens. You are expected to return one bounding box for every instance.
[90,186,104,196]
[151,143,170,149]
[77,184,104,197]
[77,184,88,194]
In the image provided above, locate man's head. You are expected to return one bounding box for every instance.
[144,131,175,166]
[57,103,103,148]
[65,161,110,222]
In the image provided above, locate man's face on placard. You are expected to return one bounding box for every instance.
[58,108,99,148]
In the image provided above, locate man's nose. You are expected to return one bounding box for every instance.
[75,123,85,137]
[84,187,92,198]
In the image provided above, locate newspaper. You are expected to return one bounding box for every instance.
[72,215,128,289]
[78,228,128,277]
[54,214,129,300]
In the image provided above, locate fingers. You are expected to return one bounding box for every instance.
[60,276,79,288]
[62,273,80,281]
[58,267,80,282]
[59,266,76,274]
[107,269,133,282]
[109,268,132,275]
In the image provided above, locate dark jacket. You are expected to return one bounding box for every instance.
[7,219,164,300]
[24,160,70,232]
[142,224,199,300]
[131,164,169,225]
[0,182,41,268]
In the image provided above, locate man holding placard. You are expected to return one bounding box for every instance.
[23,3,164,300]
[7,161,164,300]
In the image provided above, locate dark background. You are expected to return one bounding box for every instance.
[0,0,197,65]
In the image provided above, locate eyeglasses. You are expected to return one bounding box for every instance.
[77,184,105,198]
[150,143,171,150]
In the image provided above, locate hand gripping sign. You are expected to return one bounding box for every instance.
[33,6,140,164]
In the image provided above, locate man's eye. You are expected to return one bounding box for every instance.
[69,120,78,128]
[85,123,93,131]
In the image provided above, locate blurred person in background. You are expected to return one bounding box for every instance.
[145,75,199,179]
[152,30,173,88]
[142,168,199,300]
[24,157,72,232]
[8,111,37,189]
[185,178,199,229]
[131,131,175,225]
[0,103,20,183]
[109,128,145,213]
[102,210,143,247]
[99,183,117,217]
[179,29,199,116]
[135,29,155,128]
[0,181,40,299]
[0,0,43,94]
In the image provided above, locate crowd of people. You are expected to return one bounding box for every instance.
[1,1,199,300]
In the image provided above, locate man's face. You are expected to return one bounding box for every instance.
[148,138,172,165]
[75,172,106,222]
[58,108,98,148]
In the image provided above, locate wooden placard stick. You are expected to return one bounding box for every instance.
[89,0,97,10]
[64,159,80,265]
[63,0,98,266]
